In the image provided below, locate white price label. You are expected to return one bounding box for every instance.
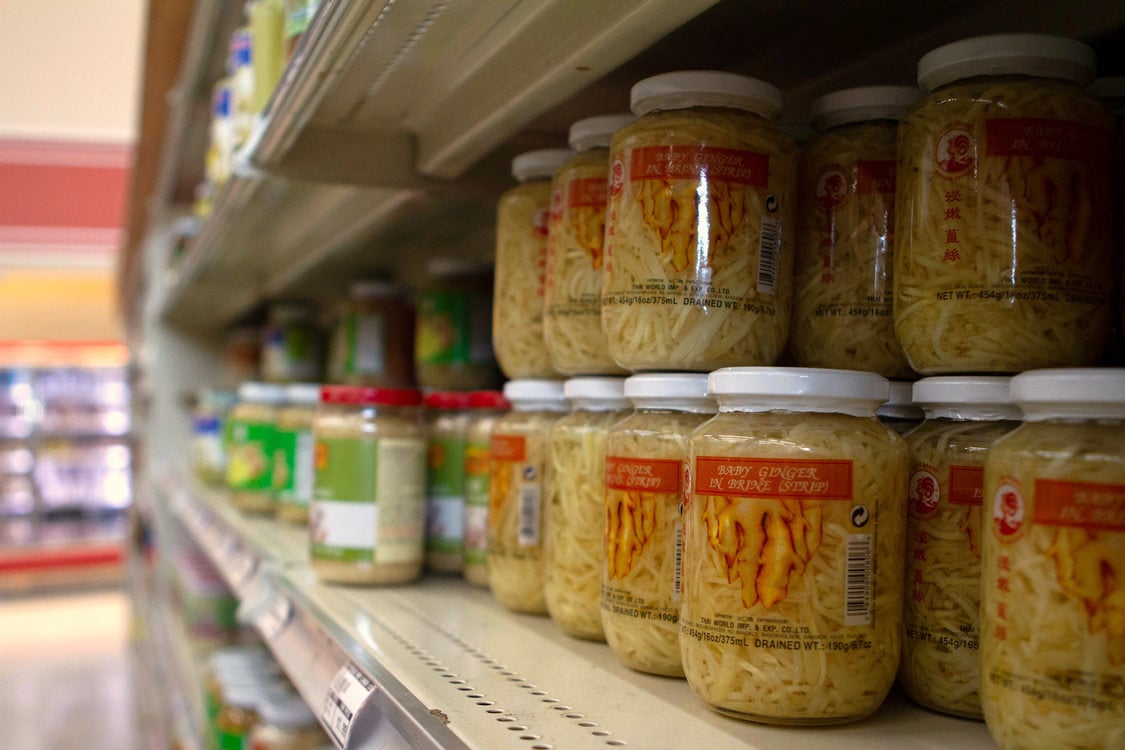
[227,544,258,588]
[322,662,376,749]
[256,594,293,642]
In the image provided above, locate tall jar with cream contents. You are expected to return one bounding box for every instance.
[310,386,426,585]
[543,377,630,640]
[684,368,907,724]
[273,383,319,523]
[602,71,797,372]
[487,380,568,613]
[895,35,1114,374]
[981,369,1125,750]
[463,390,509,588]
[494,149,573,379]
[602,373,715,677]
[791,86,920,378]
[899,377,1020,719]
[544,114,633,375]
[227,382,285,513]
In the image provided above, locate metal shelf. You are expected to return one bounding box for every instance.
[168,474,994,750]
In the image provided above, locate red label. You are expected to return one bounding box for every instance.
[1034,479,1125,532]
[694,456,852,499]
[949,465,984,506]
[490,434,526,463]
[629,146,769,188]
[855,160,896,195]
[605,457,681,492]
[567,177,608,209]
[985,118,1110,167]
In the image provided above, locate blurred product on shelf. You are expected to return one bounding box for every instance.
[224,326,262,387]
[791,85,920,378]
[273,383,320,524]
[327,280,415,388]
[191,388,238,486]
[494,149,573,379]
[283,0,319,60]
[981,368,1125,750]
[414,258,501,391]
[249,0,285,117]
[173,551,241,643]
[602,70,797,372]
[250,690,327,749]
[684,367,907,724]
[895,34,1114,374]
[899,377,1020,719]
[462,390,510,588]
[543,114,634,376]
[544,377,629,640]
[602,373,715,677]
[226,382,285,513]
[310,386,426,585]
[877,380,924,435]
[261,302,324,384]
[487,379,568,614]
[206,77,236,187]
[423,391,473,573]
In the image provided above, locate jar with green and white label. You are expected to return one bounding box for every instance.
[273,383,319,524]
[423,391,473,573]
[310,385,426,585]
[226,382,286,513]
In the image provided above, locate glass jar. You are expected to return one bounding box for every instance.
[274,383,319,524]
[261,302,323,384]
[205,648,276,731]
[487,379,568,614]
[684,367,908,724]
[192,388,237,485]
[602,70,797,372]
[329,280,415,388]
[543,377,630,640]
[602,373,715,677]
[463,390,509,588]
[415,258,502,391]
[249,691,326,749]
[981,369,1125,750]
[227,382,286,513]
[310,386,426,585]
[899,377,1020,719]
[877,380,924,435]
[494,149,573,379]
[544,114,634,376]
[791,86,920,378]
[895,34,1114,374]
[423,391,473,573]
[215,683,266,750]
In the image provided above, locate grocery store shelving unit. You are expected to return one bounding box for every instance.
[125,1,1125,748]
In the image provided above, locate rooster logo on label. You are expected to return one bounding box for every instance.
[936,127,975,176]
[991,482,1025,541]
[816,168,848,210]
[909,469,940,517]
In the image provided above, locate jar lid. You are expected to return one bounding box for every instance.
[502,379,567,403]
[568,113,636,151]
[320,385,423,406]
[238,382,287,404]
[349,279,400,299]
[467,390,510,410]
[1090,76,1125,102]
[709,367,888,416]
[257,692,317,729]
[917,33,1096,93]
[564,377,629,409]
[511,149,574,182]
[1009,368,1125,421]
[809,85,922,131]
[424,391,475,410]
[913,376,1021,420]
[877,380,924,421]
[625,372,716,413]
[283,383,321,405]
[630,70,783,121]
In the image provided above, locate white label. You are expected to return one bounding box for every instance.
[313,500,378,551]
[322,662,376,749]
[350,313,386,376]
[844,533,873,626]
[426,495,465,546]
[228,545,258,589]
[518,482,540,547]
[374,439,426,564]
[294,430,315,503]
[756,216,781,295]
[256,594,293,642]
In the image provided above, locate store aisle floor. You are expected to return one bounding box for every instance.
[0,588,135,749]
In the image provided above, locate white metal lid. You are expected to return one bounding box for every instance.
[349,279,399,299]
[238,381,287,404]
[568,114,636,151]
[257,692,317,728]
[917,34,1096,93]
[877,380,924,421]
[1009,368,1125,421]
[503,378,568,405]
[284,382,322,405]
[709,367,889,416]
[625,373,716,413]
[563,377,629,410]
[511,149,574,182]
[630,70,783,121]
[810,85,922,131]
[913,376,1020,420]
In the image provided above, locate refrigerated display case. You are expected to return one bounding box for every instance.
[121,1,1125,747]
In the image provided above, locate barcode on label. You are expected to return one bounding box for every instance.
[322,662,376,749]
[844,533,873,626]
[757,217,781,295]
[518,481,540,546]
[672,521,683,602]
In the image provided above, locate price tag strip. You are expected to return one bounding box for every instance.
[255,592,294,643]
[322,661,377,749]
